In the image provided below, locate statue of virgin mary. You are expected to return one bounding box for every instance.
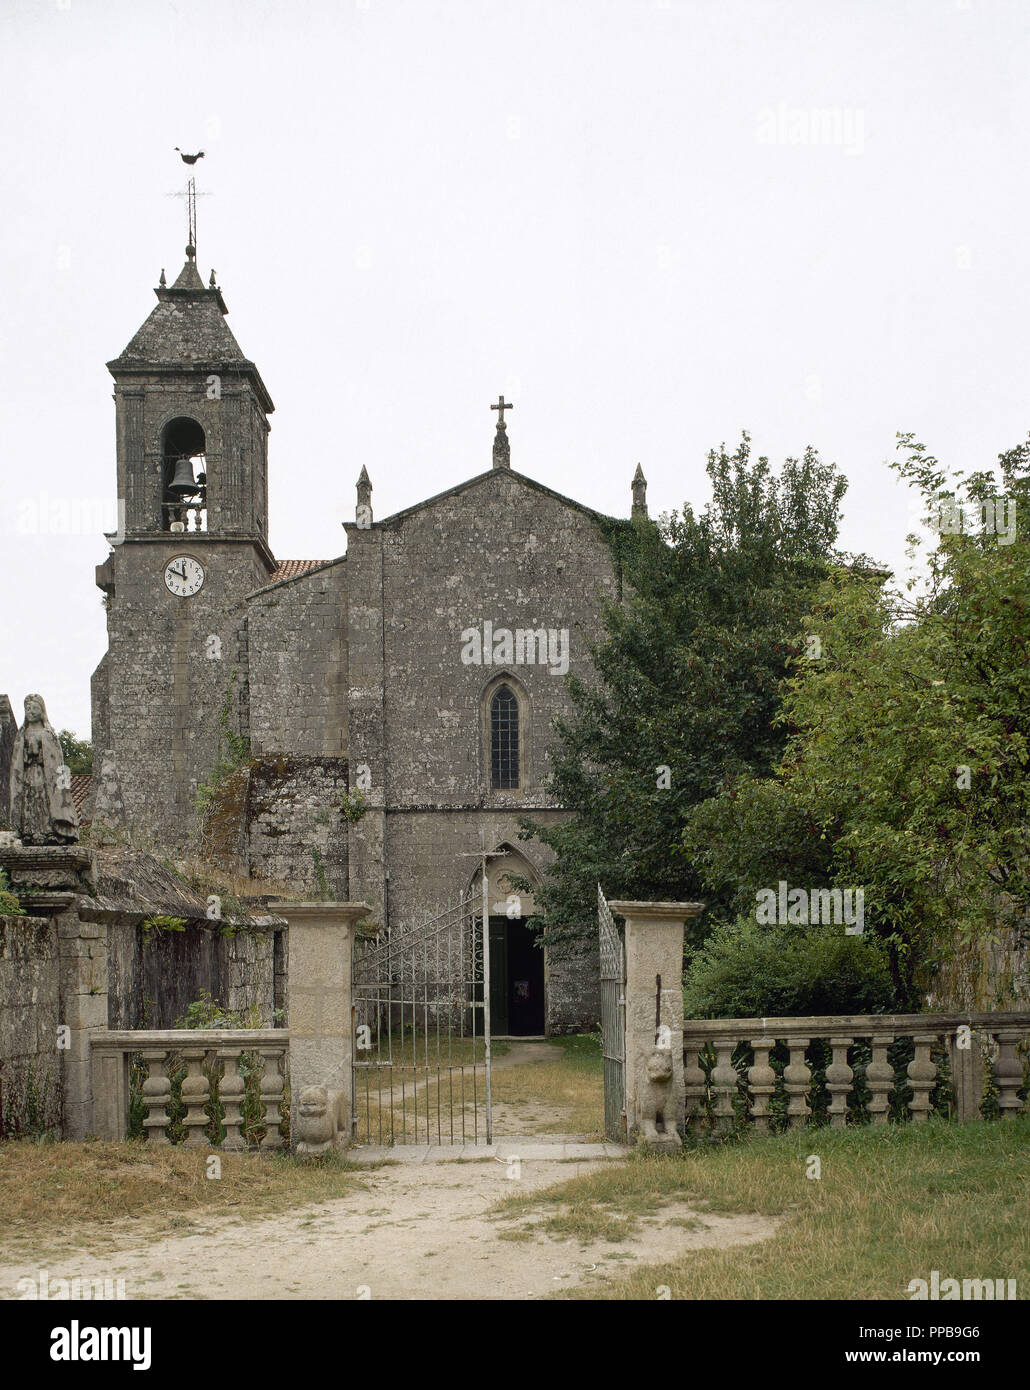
[9,694,79,845]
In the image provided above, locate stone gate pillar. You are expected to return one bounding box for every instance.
[610,900,704,1147]
[285,901,369,1151]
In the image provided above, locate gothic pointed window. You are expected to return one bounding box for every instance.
[490,684,520,789]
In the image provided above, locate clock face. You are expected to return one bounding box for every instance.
[164,556,205,597]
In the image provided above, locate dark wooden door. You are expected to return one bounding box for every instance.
[489,916,545,1035]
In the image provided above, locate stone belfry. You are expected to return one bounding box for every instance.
[107,246,275,546]
[93,222,278,842]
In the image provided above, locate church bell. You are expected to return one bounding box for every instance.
[169,456,198,495]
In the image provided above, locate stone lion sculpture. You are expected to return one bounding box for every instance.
[638,1047,682,1152]
[295,1085,344,1156]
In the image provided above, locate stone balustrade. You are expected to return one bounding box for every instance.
[91,1029,290,1147]
[681,1013,1030,1133]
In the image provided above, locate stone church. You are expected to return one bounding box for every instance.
[90,243,649,1034]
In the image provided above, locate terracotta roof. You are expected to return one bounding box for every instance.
[70,774,92,818]
[267,559,329,584]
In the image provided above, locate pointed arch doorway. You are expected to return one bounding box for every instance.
[469,844,546,1037]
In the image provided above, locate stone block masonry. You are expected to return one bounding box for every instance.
[0,914,62,1136]
[202,754,351,897]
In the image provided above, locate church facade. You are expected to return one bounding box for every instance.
[90,245,648,1033]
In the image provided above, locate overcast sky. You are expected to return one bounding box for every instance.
[2,0,1028,738]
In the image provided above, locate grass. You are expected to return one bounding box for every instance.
[0,1139,373,1259]
[489,1033,605,1138]
[352,1035,509,1143]
[353,1069,493,1145]
[352,1034,521,1143]
[352,1032,605,1142]
[489,1117,1030,1297]
[500,1116,1030,1299]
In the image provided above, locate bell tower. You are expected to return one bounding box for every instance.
[92,242,277,841]
[108,246,275,549]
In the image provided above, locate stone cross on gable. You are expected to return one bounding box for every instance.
[491,395,514,425]
[491,395,513,470]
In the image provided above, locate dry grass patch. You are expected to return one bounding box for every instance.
[0,1139,370,1257]
[352,1034,603,1143]
[489,1034,604,1138]
[539,1117,1030,1299]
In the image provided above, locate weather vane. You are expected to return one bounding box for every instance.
[170,148,208,255]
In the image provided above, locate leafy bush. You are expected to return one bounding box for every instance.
[0,868,24,916]
[683,916,898,1019]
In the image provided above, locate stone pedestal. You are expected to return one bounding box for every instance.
[285,901,369,1152]
[610,899,704,1148]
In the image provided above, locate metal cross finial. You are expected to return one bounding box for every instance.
[491,395,514,426]
[167,160,211,254]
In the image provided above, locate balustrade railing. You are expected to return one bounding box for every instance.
[91,1030,290,1147]
[682,1012,1030,1133]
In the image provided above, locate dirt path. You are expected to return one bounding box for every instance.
[492,1040,565,1069]
[357,1038,589,1143]
[0,1155,780,1301]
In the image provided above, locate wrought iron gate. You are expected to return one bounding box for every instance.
[352,889,492,1145]
[598,884,627,1142]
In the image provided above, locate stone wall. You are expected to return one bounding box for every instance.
[246,756,350,895]
[247,562,348,758]
[0,914,62,1137]
[926,921,1030,1013]
[545,937,602,1035]
[106,920,282,1029]
[348,471,618,813]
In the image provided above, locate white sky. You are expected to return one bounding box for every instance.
[2,0,1028,737]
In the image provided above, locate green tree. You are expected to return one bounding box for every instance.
[518,433,851,946]
[57,730,92,775]
[682,432,1030,1003]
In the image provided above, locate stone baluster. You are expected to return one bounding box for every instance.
[683,1040,707,1132]
[783,1039,811,1129]
[220,1048,245,1151]
[866,1035,894,1124]
[948,1025,985,1123]
[181,1047,211,1147]
[992,1030,1027,1118]
[825,1036,854,1129]
[711,1037,739,1132]
[141,1047,172,1145]
[907,1034,938,1123]
[747,1038,776,1134]
[260,1048,286,1149]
